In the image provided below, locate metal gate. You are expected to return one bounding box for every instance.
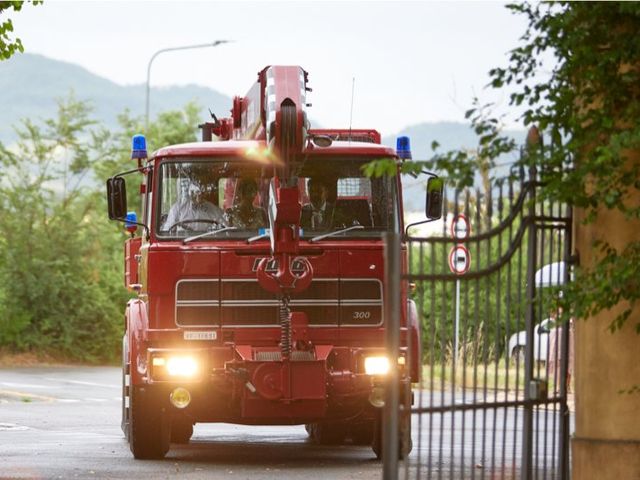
[384,163,573,479]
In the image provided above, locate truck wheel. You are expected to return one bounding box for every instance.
[129,386,170,459]
[121,334,130,440]
[312,422,346,445]
[170,419,194,444]
[511,345,525,363]
[371,412,413,460]
[304,423,313,437]
[349,421,375,445]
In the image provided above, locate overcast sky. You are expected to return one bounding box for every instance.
[11,1,527,135]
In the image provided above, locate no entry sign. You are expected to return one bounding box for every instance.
[450,214,470,241]
[449,245,470,275]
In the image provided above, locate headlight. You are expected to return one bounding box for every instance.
[166,356,199,377]
[364,356,390,376]
[150,353,200,379]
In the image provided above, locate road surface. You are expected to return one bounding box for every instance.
[0,367,572,479]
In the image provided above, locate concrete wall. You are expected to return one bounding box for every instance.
[572,154,640,479]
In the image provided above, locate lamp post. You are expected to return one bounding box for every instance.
[145,40,230,133]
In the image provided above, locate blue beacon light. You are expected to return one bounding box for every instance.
[125,211,138,235]
[396,136,412,160]
[131,134,147,160]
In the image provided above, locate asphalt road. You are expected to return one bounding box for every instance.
[0,367,382,480]
[0,367,573,480]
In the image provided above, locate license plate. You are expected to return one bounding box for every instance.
[183,331,217,341]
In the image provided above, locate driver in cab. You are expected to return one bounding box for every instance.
[162,179,226,232]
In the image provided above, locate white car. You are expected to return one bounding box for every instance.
[507,318,553,363]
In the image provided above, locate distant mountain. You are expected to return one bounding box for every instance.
[0,53,231,143]
[382,122,527,212]
[0,54,527,214]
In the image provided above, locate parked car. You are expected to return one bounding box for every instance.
[507,319,553,363]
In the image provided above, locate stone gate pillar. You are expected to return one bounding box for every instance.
[572,152,640,479]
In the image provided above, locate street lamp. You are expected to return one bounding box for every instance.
[145,40,230,133]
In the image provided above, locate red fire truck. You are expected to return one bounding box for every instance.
[107,66,443,459]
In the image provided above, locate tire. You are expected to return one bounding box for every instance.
[121,334,130,440]
[349,421,375,445]
[129,386,170,459]
[170,419,194,444]
[371,411,413,460]
[311,422,346,445]
[511,345,525,363]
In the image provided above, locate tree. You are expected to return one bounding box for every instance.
[0,94,124,360]
[0,97,200,362]
[370,3,640,335]
[0,1,41,60]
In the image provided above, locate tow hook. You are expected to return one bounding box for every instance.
[228,367,257,394]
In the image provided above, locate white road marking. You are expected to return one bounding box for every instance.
[42,378,119,388]
[0,382,48,389]
[0,423,29,431]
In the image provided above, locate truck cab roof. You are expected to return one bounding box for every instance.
[151,139,397,161]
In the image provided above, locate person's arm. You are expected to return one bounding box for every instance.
[162,203,178,230]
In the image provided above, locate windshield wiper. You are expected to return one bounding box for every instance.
[246,232,269,244]
[309,225,364,243]
[183,227,238,244]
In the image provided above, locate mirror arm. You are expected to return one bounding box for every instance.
[402,169,443,237]
[405,218,439,238]
[111,166,147,179]
[112,217,151,241]
[108,167,152,241]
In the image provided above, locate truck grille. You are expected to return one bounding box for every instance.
[175,280,219,326]
[175,278,382,327]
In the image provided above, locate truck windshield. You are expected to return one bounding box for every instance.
[155,157,399,240]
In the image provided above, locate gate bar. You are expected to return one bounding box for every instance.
[558,204,573,480]
[383,231,401,480]
[521,165,538,480]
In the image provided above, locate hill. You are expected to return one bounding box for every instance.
[0,54,527,213]
[0,53,231,143]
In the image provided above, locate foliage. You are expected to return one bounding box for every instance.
[375,3,640,334]
[0,1,41,60]
[0,94,125,361]
[0,96,199,362]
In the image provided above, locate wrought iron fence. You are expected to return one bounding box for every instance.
[384,163,573,480]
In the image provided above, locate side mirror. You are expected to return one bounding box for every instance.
[425,177,444,220]
[107,177,127,220]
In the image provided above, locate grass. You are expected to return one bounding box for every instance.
[0,348,118,367]
[421,359,528,392]
[419,358,567,394]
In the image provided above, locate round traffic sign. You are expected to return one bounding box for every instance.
[450,214,470,241]
[449,245,470,275]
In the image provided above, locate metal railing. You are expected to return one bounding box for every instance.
[384,161,573,479]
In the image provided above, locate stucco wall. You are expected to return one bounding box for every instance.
[572,154,640,479]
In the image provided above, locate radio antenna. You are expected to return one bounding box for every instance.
[348,77,355,144]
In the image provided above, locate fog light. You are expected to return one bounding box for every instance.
[364,356,390,376]
[166,356,198,377]
[170,387,191,409]
[369,385,385,408]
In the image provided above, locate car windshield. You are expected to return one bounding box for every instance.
[155,157,399,240]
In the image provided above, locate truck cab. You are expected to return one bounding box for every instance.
[108,66,442,459]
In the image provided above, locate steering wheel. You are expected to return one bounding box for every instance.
[166,218,222,233]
